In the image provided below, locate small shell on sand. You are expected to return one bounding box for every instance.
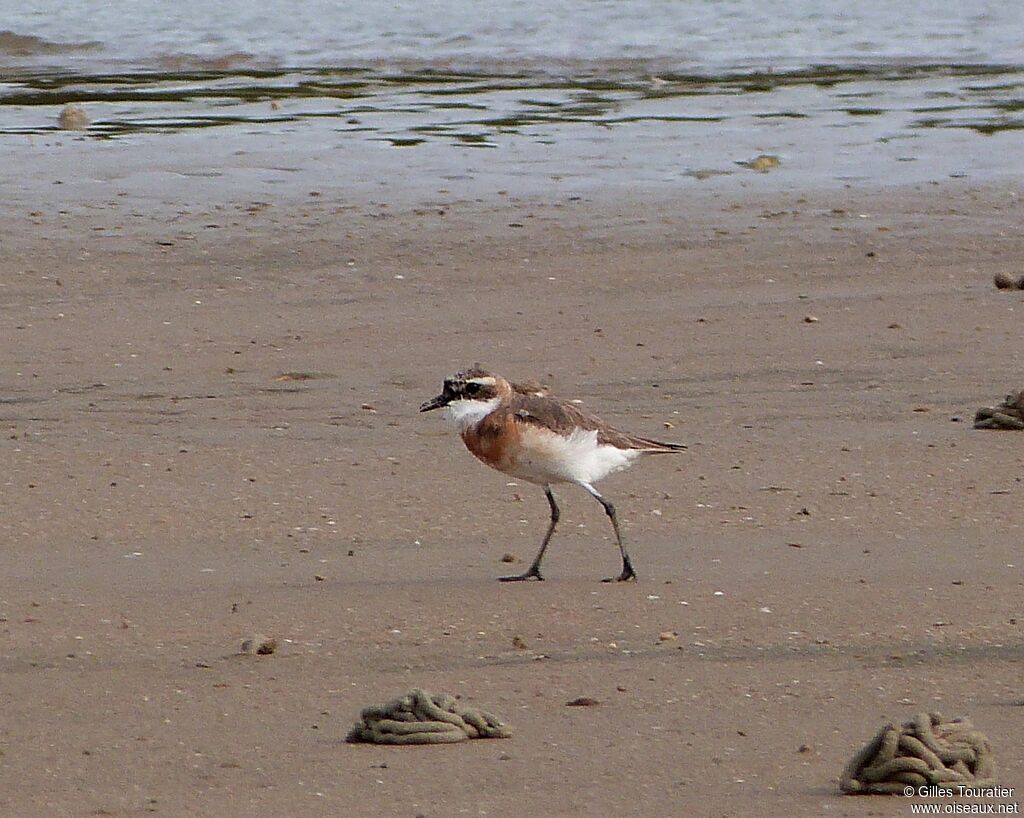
[57,104,90,130]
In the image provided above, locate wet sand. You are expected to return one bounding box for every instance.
[2,172,1023,816]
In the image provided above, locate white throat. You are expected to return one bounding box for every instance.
[443,397,500,431]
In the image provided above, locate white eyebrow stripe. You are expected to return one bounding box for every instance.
[467,376,497,386]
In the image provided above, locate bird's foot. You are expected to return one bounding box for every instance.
[499,566,544,582]
[601,564,637,583]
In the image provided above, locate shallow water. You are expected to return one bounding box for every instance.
[4,63,1023,142]
[2,0,1023,72]
[2,2,1022,201]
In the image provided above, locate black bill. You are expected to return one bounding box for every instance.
[419,392,449,412]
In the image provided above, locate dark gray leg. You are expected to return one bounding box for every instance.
[499,486,559,582]
[582,482,636,582]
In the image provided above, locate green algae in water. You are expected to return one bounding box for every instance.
[4,62,1024,151]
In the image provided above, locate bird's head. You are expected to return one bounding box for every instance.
[419,366,505,412]
[420,366,514,430]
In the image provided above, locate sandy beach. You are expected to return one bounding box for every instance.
[2,154,1023,817]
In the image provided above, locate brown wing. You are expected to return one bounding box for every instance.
[506,392,685,452]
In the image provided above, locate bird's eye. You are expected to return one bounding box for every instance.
[465,382,481,395]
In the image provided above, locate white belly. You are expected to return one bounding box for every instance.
[510,428,642,486]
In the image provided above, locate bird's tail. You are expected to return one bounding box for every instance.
[635,437,687,453]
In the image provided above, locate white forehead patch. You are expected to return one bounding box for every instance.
[443,396,500,431]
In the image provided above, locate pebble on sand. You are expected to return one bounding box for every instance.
[240,634,278,655]
[739,154,781,172]
[57,104,90,130]
[974,389,1024,430]
[993,271,1024,290]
